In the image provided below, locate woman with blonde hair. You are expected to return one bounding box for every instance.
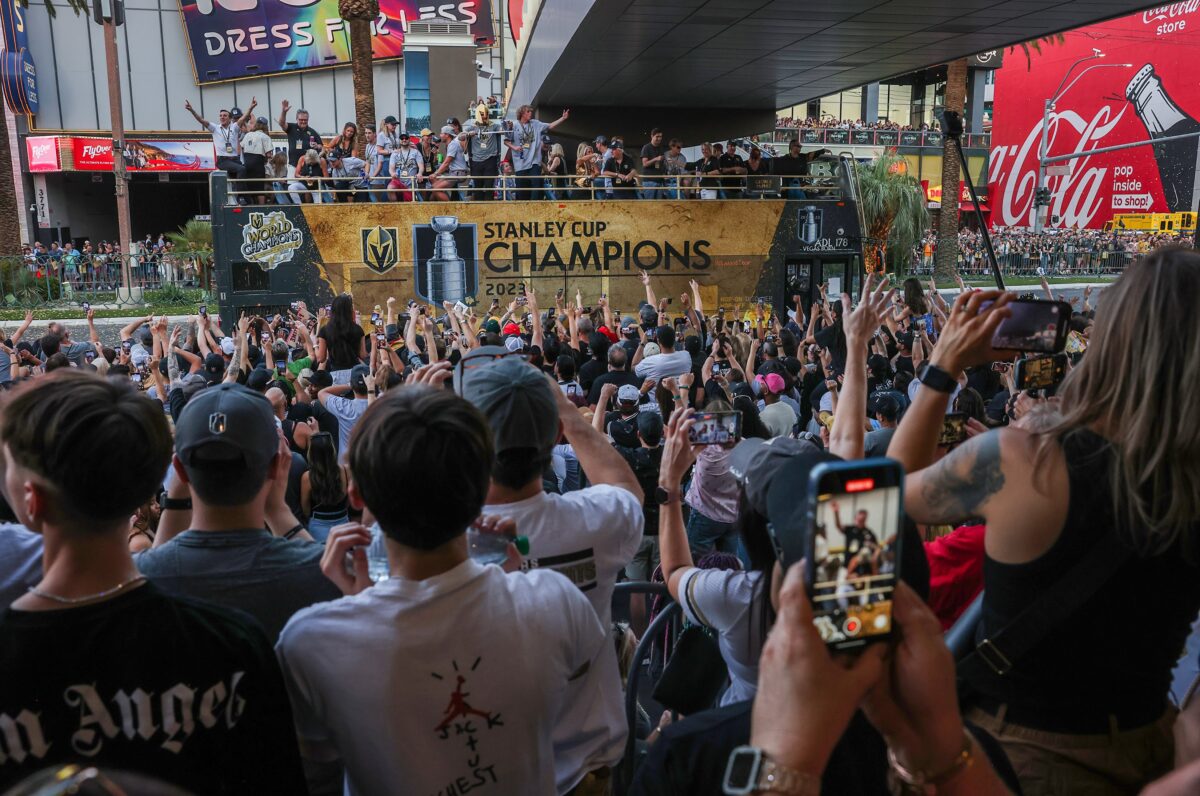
[288,148,326,204]
[573,142,597,200]
[888,246,1200,795]
[544,142,566,200]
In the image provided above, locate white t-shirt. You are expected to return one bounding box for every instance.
[241,130,272,157]
[508,119,549,171]
[759,401,797,438]
[634,349,693,383]
[324,394,368,453]
[277,560,604,796]
[678,567,766,706]
[208,121,242,158]
[483,485,643,792]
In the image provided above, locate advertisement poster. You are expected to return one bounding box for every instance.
[178,0,493,83]
[70,138,217,172]
[25,136,58,171]
[989,6,1200,229]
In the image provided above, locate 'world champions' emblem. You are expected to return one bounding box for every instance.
[361,226,399,274]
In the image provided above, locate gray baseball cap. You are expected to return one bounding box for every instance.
[175,382,277,472]
[729,436,830,515]
[462,355,559,455]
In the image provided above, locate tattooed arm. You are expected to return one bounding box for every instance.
[903,431,1005,525]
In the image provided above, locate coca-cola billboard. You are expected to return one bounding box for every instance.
[989,5,1200,228]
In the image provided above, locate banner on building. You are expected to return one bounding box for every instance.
[178,0,494,84]
[67,137,217,171]
[0,0,38,115]
[26,136,59,171]
[989,6,1200,229]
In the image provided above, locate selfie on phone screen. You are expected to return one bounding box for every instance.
[688,411,741,446]
[810,475,902,650]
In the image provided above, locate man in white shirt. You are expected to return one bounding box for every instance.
[317,364,370,452]
[184,99,248,180]
[462,352,644,794]
[633,324,693,383]
[278,383,605,796]
[757,372,797,438]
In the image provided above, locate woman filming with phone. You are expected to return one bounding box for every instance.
[888,247,1200,796]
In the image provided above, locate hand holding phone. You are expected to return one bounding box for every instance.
[1014,353,1067,391]
[989,298,1070,353]
[687,411,742,446]
[938,413,967,446]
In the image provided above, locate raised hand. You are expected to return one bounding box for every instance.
[319,523,374,596]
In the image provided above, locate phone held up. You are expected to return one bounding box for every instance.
[938,412,968,446]
[687,411,742,446]
[988,299,1070,354]
[769,458,905,652]
[1015,353,1068,392]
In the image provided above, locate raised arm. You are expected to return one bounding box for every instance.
[546,108,570,131]
[526,284,544,351]
[120,314,152,343]
[183,100,210,130]
[86,308,100,345]
[276,99,291,132]
[10,310,33,345]
[639,270,657,314]
[828,276,893,461]
[658,408,699,600]
[550,374,642,500]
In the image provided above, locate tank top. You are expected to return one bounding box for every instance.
[965,428,1200,729]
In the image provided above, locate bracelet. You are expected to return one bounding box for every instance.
[887,728,975,793]
[283,524,305,540]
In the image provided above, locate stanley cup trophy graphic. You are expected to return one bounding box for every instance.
[425,216,469,304]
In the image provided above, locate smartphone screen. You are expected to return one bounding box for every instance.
[805,459,904,651]
[939,412,968,446]
[121,340,132,352]
[1015,353,1067,391]
[711,364,720,377]
[376,333,386,345]
[198,304,207,317]
[989,299,1069,353]
[371,312,380,323]
[275,362,286,375]
[82,302,90,312]
[688,411,742,446]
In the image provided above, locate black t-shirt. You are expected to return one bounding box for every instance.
[285,122,324,166]
[813,322,847,373]
[772,153,807,177]
[615,444,664,536]
[718,152,744,189]
[640,143,665,176]
[699,156,722,188]
[0,583,305,793]
[588,370,641,410]
[317,324,365,372]
[606,155,637,195]
[579,358,608,393]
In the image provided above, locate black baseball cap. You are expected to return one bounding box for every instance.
[383,115,399,124]
[730,436,831,515]
[203,353,227,383]
[350,364,370,392]
[175,382,278,472]
[246,368,272,392]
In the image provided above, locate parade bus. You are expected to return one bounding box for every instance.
[209,158,866,322]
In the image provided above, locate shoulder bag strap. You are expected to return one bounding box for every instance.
[958,532,1131,681]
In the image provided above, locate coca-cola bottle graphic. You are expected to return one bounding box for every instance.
[1126,64,1200,212]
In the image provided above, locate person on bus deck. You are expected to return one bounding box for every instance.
[601,141,639,200]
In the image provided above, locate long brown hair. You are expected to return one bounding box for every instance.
[1037,246,1200,558]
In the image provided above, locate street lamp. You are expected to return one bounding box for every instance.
[1034,50,1133,230]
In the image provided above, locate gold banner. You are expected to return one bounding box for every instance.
[299,200,787,314]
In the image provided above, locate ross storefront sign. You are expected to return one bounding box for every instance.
[25,136,59,171]
[921,180,973,206]
[32,173,48,228]
[0,0,38,115]
[68,137,217,171]
[178,0,494,84]
[989,7,1200,228]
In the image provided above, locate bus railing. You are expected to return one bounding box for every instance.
[221,171,854,204]
[761,127,990,149]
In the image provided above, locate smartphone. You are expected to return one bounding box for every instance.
[991,361,1010,372]
[121,340,132,352]
[688,411,742,446]
[989,299,1070,353]
[376,333,386,345]
[198,304,207,317]
[796,458,904,652]
[84,351,95,363]
[290,302,299,312]
[711,363,720,377]
[275,361,286,375]
[419,306,427,316]
[1065,329,1088,355]
[1015,353,1067,391]
[601,292,607,300]
[646,327,658,341]
[371,312,380,323]
[517,297,527,305]
[938,412,968,446]
[82,301,90,312]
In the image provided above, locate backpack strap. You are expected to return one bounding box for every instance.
[958,532,1130,682]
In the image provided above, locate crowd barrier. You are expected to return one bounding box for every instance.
[908,248,1139,277]
[760,127,990,149]
[1,252,211,304]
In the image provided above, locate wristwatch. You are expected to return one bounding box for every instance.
[654,486,678,505]
[723,746,819,795]
[915,362,957,394]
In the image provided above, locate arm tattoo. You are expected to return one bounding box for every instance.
[919,432,1005,524]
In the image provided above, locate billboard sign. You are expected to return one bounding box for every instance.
[26,136,59,171]
[0,0,38,115]
[989,7,1200,228]
[178,0,494,84]
[69,137,217,171]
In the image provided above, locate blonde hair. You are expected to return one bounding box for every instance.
[1037,246,1200,558]
[303,148,320,164]
[550,143,565,160]
[576,142,592,160]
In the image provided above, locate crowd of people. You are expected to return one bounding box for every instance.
[0,244,1198,796]
[913,228,1197,276]
[774,116,942,132]
[188,96,843,204]
[20,234,205,290]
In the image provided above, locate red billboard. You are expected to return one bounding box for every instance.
[68,137,217,172]
[988,5,1200,229]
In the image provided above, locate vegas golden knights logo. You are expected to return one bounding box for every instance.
[361,226,399,274]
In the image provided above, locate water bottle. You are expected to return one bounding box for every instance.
[366,523,390,583]
[467,529,530,565]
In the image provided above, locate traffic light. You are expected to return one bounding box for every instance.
[1035,187,1052,207]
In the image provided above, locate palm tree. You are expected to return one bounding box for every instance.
[858,153,929,275]
[166,219,213,288]
[0,0,89,253]
[933,57,968,280]
[339,0,378,154]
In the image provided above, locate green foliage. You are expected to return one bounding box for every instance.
[166,220,213,253]
[144,284,201,306]
[1009,34,1067,70]
[0,258,61,305]
[857,153,929,273]
[18,0,90,20]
